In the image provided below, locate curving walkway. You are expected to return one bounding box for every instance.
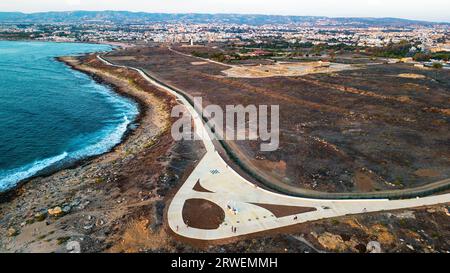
[97,55,450,241]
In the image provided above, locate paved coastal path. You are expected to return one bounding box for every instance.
[97,55,450,241]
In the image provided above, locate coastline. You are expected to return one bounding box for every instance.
[0,53,198,253]
[0,38,134,50]
[0,52,142,202]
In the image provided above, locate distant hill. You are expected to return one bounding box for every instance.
[0,11,447,27]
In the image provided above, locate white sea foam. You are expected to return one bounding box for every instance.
[0,77,138,193]
[0,152,68,191]
[0,114,136,192]
[0,41,123,193]
[69,115,133,160]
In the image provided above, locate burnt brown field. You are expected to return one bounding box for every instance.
[105,46,450,194]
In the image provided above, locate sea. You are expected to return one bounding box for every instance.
[0,41,139,192]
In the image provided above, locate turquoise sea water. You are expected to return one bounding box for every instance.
[0,41,139,192]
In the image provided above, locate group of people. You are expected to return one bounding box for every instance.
[231,226,237,233]
[227,204,239,215]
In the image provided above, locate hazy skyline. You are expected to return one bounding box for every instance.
[0,0,449,23]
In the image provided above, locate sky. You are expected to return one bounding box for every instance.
[0,0,449,23]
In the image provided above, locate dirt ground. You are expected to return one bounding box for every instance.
[105,46,450,194]
[222,62,359,78]
[182,199,225,229]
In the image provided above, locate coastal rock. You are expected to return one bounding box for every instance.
[48,206,64,217]
[70,199,81,207]
[77,201,90,210]
[83,224,94,231]
[62,206,72,214]
[96,219,105,226]
[7,228,19,237]
[35,212,47,222]
[366,241,382,253]
[66,241,81,253]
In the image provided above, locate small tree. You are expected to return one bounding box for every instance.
[413,52,431,62]
[432,62,443,69]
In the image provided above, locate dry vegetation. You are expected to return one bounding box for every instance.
[105,46,450,194]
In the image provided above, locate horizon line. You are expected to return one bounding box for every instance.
[1,10,449,24]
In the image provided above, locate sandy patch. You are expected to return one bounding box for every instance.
[107,56,136,61]
[403,83,430,91]
[414,168,441,178]
[397,73,426,79]
[107,219,170,253]
[314,232,360,252]
[343,219,395,245]
[369,224,395,245]
[191,61,208,66]
[222,62,359,78]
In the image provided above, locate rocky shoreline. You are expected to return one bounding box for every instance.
[0,54,205,252]
[0,58,143,204]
